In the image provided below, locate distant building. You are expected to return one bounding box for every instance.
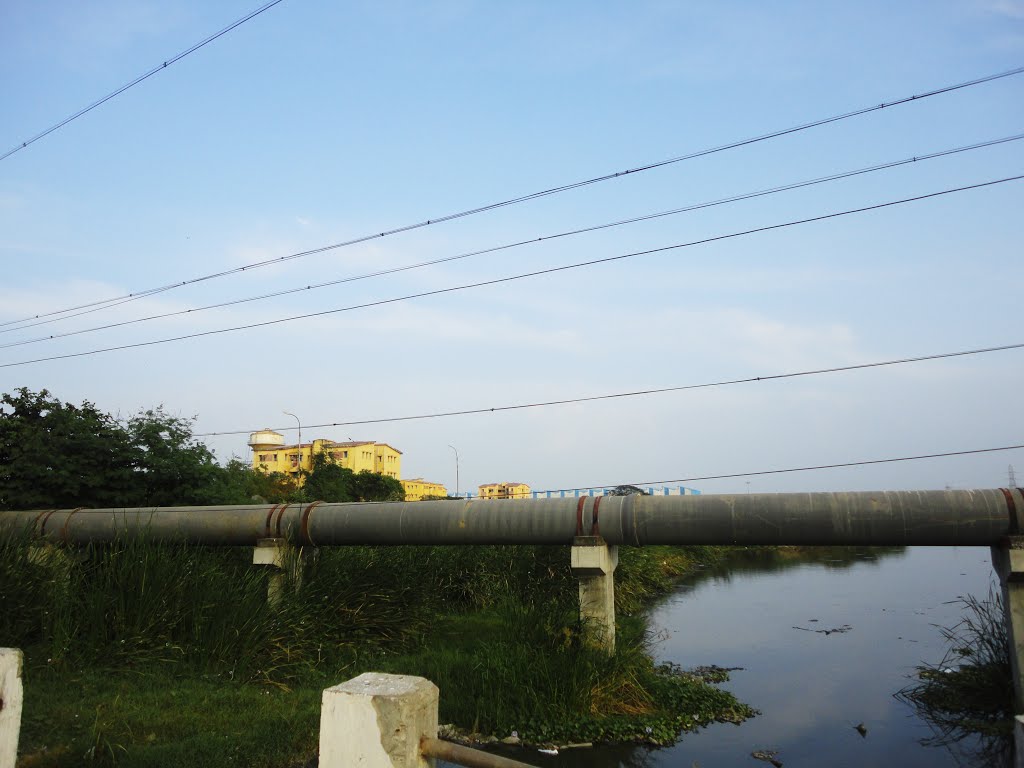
[401,478,449,502]
[477,482,531,499]
[530,485,701,499]
[248,430,401,480]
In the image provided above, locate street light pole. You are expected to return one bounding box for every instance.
[447,445,459,498]
[284,411,302,499]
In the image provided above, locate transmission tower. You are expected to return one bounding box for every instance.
[1011,464,1018,488]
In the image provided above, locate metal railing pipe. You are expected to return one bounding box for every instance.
[1,489,1020,547]
[420,736,538,768]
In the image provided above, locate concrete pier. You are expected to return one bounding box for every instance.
[993,538,1024,713]
[0,649,23,768]
[571,536,618,653]
[252,538,307,605]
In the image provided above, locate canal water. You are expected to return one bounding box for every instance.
[516,546,1006,768]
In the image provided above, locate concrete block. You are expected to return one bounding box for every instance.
[570,542,618,576]
[252,538,285,568]
[0,649,23,768]
[319,672,438,768]
[1010,549,1024,579]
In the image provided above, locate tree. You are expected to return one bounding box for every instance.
[303,453,356,502]
[0,388,137,510]
[1,388,408,510]
[299,453,405,502]
[1,388,252,510]
[126,407,223,507]
[187,457,295,506]
[606,485,648,496]
[350,470,405,502]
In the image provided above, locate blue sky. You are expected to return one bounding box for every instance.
[1,0,1022,495]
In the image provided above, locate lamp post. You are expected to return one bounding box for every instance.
[284,411,302,499]
[447,445,459,498]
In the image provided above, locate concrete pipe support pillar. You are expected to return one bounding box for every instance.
[319,672,439,767]
[991,488,1024,719]
[252,538,308,606]
[571,536,618,654]
[992,537,1024,714]
[0,649,24,768]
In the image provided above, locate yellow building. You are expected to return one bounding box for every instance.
[248,430,401,480]
[401,478,449,502]
[477,482,531,500]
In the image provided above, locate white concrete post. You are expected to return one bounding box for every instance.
[319,672,439,768]
[0,649,24,768]
[571,536,618,654]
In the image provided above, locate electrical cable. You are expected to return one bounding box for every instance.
[0,0,286,163]
[193,341,1024,437]
[4,131,1020,347]
[3,63,1021,331]
[2,172,1020,369]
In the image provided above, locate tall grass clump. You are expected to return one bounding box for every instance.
[2,533,754,755]
[897,585,1013,757]
[0,530,59,647]
[40,536,276,671]
[0,539,729,677]
[379,591,754,745]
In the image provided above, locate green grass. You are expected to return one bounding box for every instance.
[19,665,321,768]
[896,586,1013,740]
[3,536,752,766]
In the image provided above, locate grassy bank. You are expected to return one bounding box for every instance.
[1,535,749,766]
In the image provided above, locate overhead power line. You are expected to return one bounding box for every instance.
[479,444,1024,498]
[4,132,1021,347]
[193,342,1024,437]
[0,0,286,163]
[3,63,1022,332]
[2,172,1020,370]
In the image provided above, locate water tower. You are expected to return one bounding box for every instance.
[248,429,285,453]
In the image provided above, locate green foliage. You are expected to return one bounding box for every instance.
[5,539,749,767]
[300,453,405,502]
[194,457,293,505]
[0,531,57,647]
[378,604,754,746]
[897,586,1013,744]
[302,453,356,501]
[0,388,245,510]
[20,667,320,768]
[0,388,138,510]
[350,469,405,501]
[124,407,224,507]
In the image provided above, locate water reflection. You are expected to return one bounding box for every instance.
[495,546,998,768]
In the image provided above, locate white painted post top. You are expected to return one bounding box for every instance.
[0,649,24,768]
[319,673,439,768]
